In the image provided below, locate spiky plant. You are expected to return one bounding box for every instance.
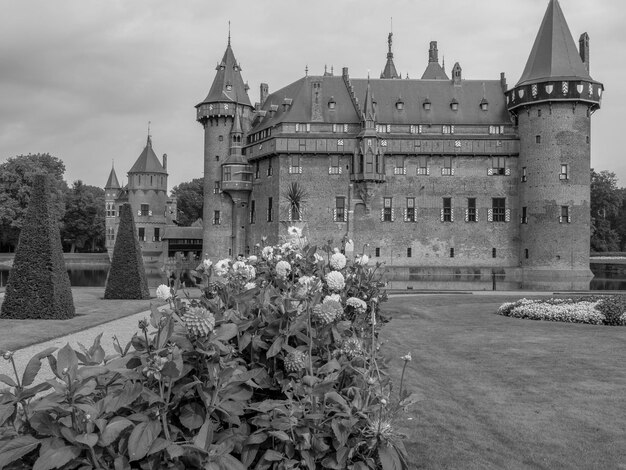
[284,182,307,222]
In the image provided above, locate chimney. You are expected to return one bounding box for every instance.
[162,153,167,171]
[342,67,349,78]
[428,41,439,63]
[260,83,269,106]
[579,32,589,72]
[500,72,507,93]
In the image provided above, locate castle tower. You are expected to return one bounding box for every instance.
[126,134,171,261]
[104,163,121,258]
[196,34,253,259]
[220,106,252,257]
[507,0,603,289]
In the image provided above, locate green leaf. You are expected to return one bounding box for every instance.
[262,449,284,461]
[127,420,161,462]
[147,437,170,456]
[0,435,40,468]
[103,382,143,413]
[217,454,246,470]
[0,374,17,388]
[76,366,109,381]
[266,336,284,358]
[324,391,348,409]
[166,444,184,459]
[0,404,15,426]
[21,347,57,387]
[179,402,205,430]
[193,417,213,451]
[33,443,80,470]
[214,323,238,342]
[56,344,78,379]
[18,382,52,401]
[114,455,131,470]
[268,430,290,441]
[99,417,133,447]
[74,433,98,448]
[160,361,180,379]
[378,444,402,470]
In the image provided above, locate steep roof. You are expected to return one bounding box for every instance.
[421,62,449,80]
[198,41,252,107]
[249,74,510,132]
[128,136,167,174]
[105,166,120,189]
[380,33,400,79]
[516,0,594,86]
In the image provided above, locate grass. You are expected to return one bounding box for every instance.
[381,294,626,469]
[0,287,158,351]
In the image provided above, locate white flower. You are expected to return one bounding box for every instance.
[346,297,367,312]
[202,258,213,270]
[401,352,412,362]
[330,252,347,270]
[356,254,369,266]
[156,284,172,301]
[323,294,342,304]
[313,252,324,263]
[276,260,291,278]
[233,261,256,280]
[326,271,345,291]
[248,255,258,264]
[214,258,231,277]
[262,246,274,260]
[287,226,303,237]
[244,282,256,290]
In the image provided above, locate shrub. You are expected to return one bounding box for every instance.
[0,174,75,319]
[595,295,626,326]
[104,203,149,299]
[0,232,415,469]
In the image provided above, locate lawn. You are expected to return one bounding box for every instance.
[381,294,626,469]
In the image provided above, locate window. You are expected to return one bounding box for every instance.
[442,125,454,134]
[214,180,220,194]
[521,167,527,182]
[521,206,528,224]
[407,247,412,257]
[538,108,542,117]
[140,204,150,216]
[405,198,415,222]
[138,227,145,242]
[394,156,406,175]
[329,155,342,174]
[213,210,221,225]
[343,124,349,133]
[491,198,506,222]
[267,158,273,176]
[559,164,569,180]
[295,123,310,133]
[525,248,529,259]
[223,165,233,181]
[535,135,541,143]
[250,200,256,224]
[442,197,453,222]
[267,197,273,222]
[215,155,220,161]
[255,161,260,179]
[289,155,302,174]
[154,227,160,242]
[417,156,429,175]
[442,156,454,176]
[489,125,504,134]
[466,198,477,222]
[218,135,224,142]
[450,248,455,258]
[410,125,422,134]
[492,248,497,258]
[334,197,346,222]
[491,157,506,175]
[375,247,380,257]
[560,206,570,223]
[382,197,393,222]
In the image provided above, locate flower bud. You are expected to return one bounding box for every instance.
[2,351,13,361]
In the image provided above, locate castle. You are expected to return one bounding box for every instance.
[195,0,603,290]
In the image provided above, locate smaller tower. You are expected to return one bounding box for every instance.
[421,41,449,80]
[104,162,121,258]
[380,31,400,79]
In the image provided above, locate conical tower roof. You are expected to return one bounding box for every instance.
[380,32,400,79]
[516,0,594,87]
[128,136,167,174]
[105,165,120,189]
[362,77,376,123]
[197,39,252,107]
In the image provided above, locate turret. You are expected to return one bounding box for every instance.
[421,41,449,80]
[380,32,400,79]
[507,0,603,289]
[196,33,253,259]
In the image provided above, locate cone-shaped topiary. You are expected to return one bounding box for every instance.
[104,203,150,299]
[0,174,75,319]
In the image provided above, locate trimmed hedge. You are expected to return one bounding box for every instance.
[104,203,150,299]
[0,174,75,319]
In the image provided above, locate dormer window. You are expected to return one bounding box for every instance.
[328,97,336,109]
[450,99,459,111]
[480,98,489,111]
[423,98,431,111]
[396,98,404,110]
[225,81,232,91]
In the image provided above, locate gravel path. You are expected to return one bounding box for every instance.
[0,306,162,386]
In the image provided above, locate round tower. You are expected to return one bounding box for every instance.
[196,36,253,260]
[507,0,603,289]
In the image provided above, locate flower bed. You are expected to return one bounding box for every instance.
[497,295,626,325]
[0,230,416,469]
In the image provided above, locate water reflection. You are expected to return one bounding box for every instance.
[590,263,626,291]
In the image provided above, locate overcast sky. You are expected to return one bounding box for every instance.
[1,0,624,191]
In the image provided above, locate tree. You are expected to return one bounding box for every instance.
[61,180,106,252]
[0,174,75,319]
[0,154,67,251]
[590,169,623,252]
[104,203,150,299]
[171,178,203,226]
